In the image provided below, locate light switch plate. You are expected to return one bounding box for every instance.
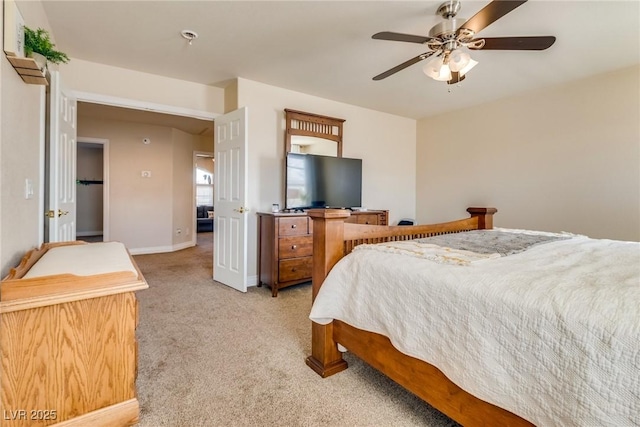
[25,178,34,199]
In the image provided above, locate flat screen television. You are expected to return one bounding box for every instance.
[286,153,362,210]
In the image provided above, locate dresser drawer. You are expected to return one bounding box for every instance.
[278,257,312,282]
[279,235,312,259]
[278,217,309,236]
[345,213,378,224]
[356,214,379,225]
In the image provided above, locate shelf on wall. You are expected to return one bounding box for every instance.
[6,56,48,85]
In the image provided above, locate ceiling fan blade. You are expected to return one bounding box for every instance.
[458,0,527,35]
[373,52,433,81]
[372,31,432,44]
[471,36,556,50]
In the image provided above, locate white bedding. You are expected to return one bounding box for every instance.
[309,230,640,426]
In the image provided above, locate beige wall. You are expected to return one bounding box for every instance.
[172,128,196,246]
[196,156,215,174]
[3,0,635,280]
[0,16,3,276]
[194,134,214,153]
[63,57,220,249]
[0,0,51,277]
[0,0,222,274]
[416,65,640,241]
[224,79,238,113]
[63,58,225,115]
[236,78,417,284]
[78,117,201,253]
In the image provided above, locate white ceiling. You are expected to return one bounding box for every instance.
[42,0,639,120]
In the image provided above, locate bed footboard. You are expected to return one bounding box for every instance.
[304,208,533,426]
[305,207,497,377]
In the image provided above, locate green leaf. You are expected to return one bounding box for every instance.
[23,26,70,64]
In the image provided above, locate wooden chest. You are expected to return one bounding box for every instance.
[0,241,147,427]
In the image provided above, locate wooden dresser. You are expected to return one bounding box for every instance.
[257,210,388,296]
[345,210,389,226]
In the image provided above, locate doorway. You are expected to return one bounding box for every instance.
[194,152,215,237]
[75,101,215,253]
[76,138,109,242]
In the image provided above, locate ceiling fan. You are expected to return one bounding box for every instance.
[372,0,556,84]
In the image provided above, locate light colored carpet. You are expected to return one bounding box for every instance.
[133,232,458,427]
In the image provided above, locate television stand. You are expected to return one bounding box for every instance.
[257,210,388,296]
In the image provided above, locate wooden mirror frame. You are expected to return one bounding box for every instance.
[285,109,345,157]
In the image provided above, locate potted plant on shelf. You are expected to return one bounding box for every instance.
[23,26,69,71]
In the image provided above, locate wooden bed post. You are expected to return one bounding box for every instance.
[467,207,497,230]
[306,209,350,377]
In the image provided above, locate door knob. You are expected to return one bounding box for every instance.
[234,207,249,214]
[46,209,69,218]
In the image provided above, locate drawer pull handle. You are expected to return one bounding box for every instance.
[291,224,297,228]
[291,245,297,250]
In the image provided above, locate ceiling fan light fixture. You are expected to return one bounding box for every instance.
[423,56,443,78]
[458,58,478,76]
[449,49,471,72]
[371,1,555,83]
[423,55,452,82]
[435,63,452,81]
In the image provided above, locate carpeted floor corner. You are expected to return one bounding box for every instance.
[132,232,458,427]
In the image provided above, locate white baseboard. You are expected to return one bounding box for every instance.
[173,240,195,252]
[129,241,195,255]
[247,275,258,287]
[77,231,103,237]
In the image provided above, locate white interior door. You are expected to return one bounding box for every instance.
[47,70,77,242]
[213,107,248,292]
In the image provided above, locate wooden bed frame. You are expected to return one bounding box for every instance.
[306,207,534,427]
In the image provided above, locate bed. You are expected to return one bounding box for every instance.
[305,208,640,426]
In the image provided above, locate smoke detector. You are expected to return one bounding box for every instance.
[180,30,198,45]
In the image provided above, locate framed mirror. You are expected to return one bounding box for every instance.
[285,109,345,157]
